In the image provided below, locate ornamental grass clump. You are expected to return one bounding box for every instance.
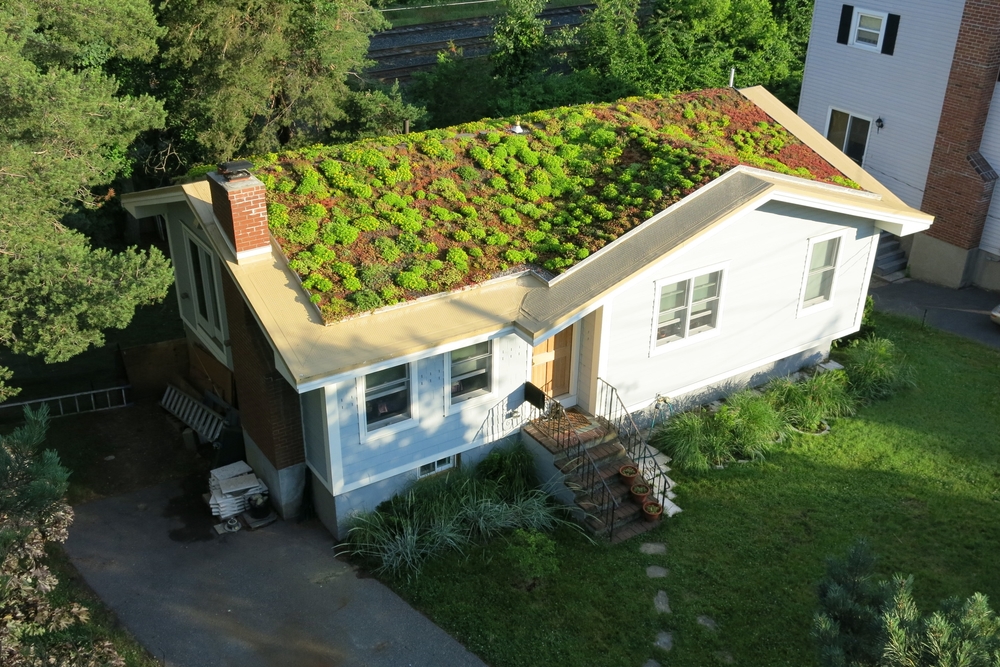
[344,442,568,577]
[651,389,788,471]
[765,370,855,433]
[840,336,916,404]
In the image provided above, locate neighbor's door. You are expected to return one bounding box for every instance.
[531,327,573,397]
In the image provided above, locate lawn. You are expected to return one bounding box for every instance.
[388,312,1000,666]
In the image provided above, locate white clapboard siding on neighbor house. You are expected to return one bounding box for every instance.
[797,0,965,209]
[976,86,1000,255]
[331,333,531,490]
[602,201,877,410]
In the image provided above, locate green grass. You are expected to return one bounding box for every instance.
[383,313,1000,666]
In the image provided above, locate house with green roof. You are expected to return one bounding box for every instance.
[122,86,932,539]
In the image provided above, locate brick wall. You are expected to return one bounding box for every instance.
[921,0,1000,250]
[221,271,304,470]
[208,172,270,256]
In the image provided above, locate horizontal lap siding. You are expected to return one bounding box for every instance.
[976,86,1000,254]
[337,334,530,486]
[604,202,876,409]
[797,0,965,209]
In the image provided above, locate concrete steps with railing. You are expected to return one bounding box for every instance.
[521,411,680,543]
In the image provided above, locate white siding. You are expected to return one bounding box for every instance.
[977,86,1000,254]
[602,201,877,409]
[798,0,965,209]
[333,333,530,491]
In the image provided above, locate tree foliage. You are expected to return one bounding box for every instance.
[0,0,175,401]
[491,0,550,80]
[814,540,1000,667]
[157,0,389,164]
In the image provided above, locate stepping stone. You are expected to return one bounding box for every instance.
[715,651,735,664]
[640,542,667,555]
[654,631,673,652]
[646,565,668,578]
[654,590,671,614]
[697,615,718,631]
[642,661,662,667]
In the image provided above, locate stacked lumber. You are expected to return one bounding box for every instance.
[208,461,268,519]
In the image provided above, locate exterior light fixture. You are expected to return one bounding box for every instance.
[875,117,885,133]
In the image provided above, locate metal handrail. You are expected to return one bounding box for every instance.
[595,378,673,511]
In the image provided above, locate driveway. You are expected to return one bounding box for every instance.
[870,278,1000,349]
[65,478,486,667]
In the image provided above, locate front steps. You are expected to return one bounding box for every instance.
[874,232,907,281]
[522,411,680,544]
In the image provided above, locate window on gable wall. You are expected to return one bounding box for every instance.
[450,342,492,404]
[837,5,900,56]
[827,110,871,166]
[802,237,841,308]
[186,236,224,345]
[654,270,722,347]
[364,364,411,430]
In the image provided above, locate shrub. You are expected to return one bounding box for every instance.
[302,203,328,219]
[359,263,393,291]
[396,271,428,291]
[841,336,916,404]
[504,529,558,586]
[456,165,479,181]
[294,168,329,197]
[452,230,472,242]
[766,370,855,433]
[354,215,381,232]
[651,410,713,471]
[301,273,334,292]
[725,390,788,460]
[267,203,290,230]
[446,247,469,271]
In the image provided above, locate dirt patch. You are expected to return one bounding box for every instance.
[39,400,212,506]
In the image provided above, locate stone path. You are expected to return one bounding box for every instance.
[640,541,732,665]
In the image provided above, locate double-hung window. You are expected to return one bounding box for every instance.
[802,236,842,309]
[837,6,899,56]
[364,364,411,430]
[449,342,492,404]
[186,234,224,344]
[654,269,723,348]
[827,110,871,166]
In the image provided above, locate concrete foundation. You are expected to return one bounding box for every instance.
[245,433,305,519]
[970,249,1000,291]
[907,233,977,288]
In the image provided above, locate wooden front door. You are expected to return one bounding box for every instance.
[532,327,573,397]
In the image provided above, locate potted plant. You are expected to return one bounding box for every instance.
[246,493,270,520]
[643,501,664,522]
[630,483,650,505]
[619,464,639,488]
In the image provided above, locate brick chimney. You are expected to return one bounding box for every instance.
[207,161,271,263]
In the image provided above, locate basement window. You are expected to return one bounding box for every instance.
[419,456,454,477]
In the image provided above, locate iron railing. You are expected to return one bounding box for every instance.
[521,383,621,540]
[595,378,673,511]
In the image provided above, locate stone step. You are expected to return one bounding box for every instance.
[564,454,640,495]
[879,269,907,283]
[554,438,626,474]
[874,256,907,275]
[877,237,900,252]
[877,248,905,263]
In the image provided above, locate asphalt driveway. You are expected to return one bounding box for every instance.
[870,278,1000,349]
[65,478,486,667]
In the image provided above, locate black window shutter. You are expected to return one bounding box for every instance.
[837,5,854,44]
[881,14,900,55]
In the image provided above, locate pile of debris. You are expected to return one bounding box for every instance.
[208,461,268,519]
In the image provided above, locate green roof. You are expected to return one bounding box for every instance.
[252,88,855,323]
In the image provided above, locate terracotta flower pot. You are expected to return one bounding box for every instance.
[619,465,639,488]
[630,484,650,505]
[643,502,664,522]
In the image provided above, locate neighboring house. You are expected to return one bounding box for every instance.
[122,87,931,539]
[798,0,1000,290]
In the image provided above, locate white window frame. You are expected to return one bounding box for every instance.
[356,361,420,442]
[649,262,727,357]
[182,229,225,347]
[797,231,848,317]
[825,107,873,168]
[418,455,455,478]
[849,8,888,52]
[444,340,498,414]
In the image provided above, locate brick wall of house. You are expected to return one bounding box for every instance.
[208,172,270,256]
[921,0,1000,250]
[221,270,305,470]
